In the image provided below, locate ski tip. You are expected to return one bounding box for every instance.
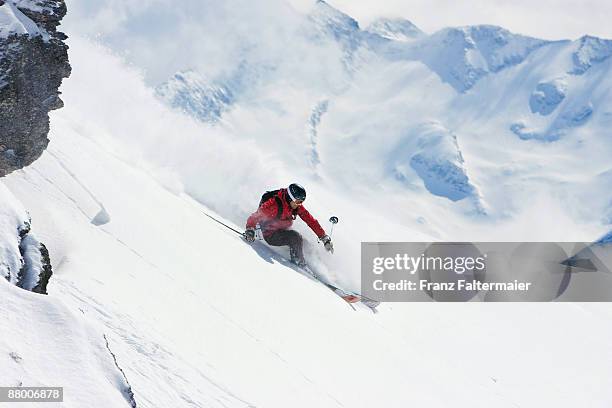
[342,295,361,303]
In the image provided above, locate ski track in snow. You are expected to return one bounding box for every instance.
[47,149,110,223]
[24,163,156,271]
[46,149,104,208]
[26,166,92,221]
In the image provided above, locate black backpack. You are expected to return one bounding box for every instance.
[259,189,284,220]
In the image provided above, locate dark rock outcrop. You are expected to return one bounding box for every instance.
[13,215,53,294]
[0,0,71,177]
[0,1,68,293]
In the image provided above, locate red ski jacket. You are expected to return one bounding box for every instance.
[246,189,326,238]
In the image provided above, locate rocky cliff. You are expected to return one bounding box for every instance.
[0,0,70,177]
[0,0,70,293]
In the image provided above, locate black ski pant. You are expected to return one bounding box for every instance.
[265,230,304,264]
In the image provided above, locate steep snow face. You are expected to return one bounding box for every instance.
[365,17,424,42]
[415,26,549,92]
[155,70,234,124]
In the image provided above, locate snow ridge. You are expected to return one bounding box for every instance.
[416,25,549,92]
[306,0,368,67]
[365,17,424,42]
[309,0,360,43]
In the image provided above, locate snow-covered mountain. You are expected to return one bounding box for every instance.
[156,1,612,226]
[408,25,550,92]
[2,0,612,407]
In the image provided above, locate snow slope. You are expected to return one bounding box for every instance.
[1,277,137,407]
[2,29,612,407]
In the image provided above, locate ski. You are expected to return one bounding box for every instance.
[291,264,358,310]
[359,297,381,314]
[301,265,380,313]
[240,235,380,312]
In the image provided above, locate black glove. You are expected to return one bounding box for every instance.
[244,228,256,242]
[321,235,334,253]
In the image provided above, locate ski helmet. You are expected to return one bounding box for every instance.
[287,183,306,202]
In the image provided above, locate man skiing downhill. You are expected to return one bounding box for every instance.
[244,183,333,267]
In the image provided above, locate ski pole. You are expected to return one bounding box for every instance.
[201,211,245,237]
[182,195,246,237]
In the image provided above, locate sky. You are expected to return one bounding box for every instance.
[63,0,308,84]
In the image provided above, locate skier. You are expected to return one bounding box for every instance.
[244,183,333,267]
